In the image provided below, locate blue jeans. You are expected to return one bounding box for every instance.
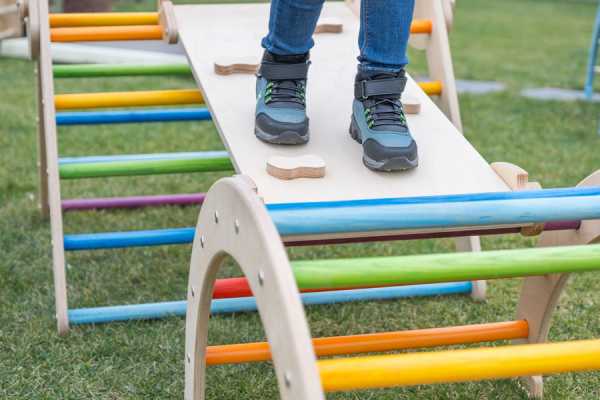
[262,0,415,75]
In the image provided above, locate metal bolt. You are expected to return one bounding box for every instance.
[200,237,204,248]
[187,353,191,363]
[258,270,264,286]
[284,371,292,387]
[235,220,239,233]
[214,211,219,223]
[191,287,195,297]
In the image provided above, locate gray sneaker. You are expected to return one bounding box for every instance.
[350,70,418,171]
[254,51,311,144]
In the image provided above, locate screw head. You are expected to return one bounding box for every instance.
[235,220,239,233]
[214,211,219,223]
[187,353,191,363]
[284,371,292,387]
[200,237,204,248]
[258,270,264,286]
[191,287,195,297]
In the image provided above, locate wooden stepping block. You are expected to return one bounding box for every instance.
[315,17,343,34]
[214,56,260,75]
[402,93,421,114]
[267,155,326,180]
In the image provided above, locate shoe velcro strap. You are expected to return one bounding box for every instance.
[354,77,407,99]
[260,61,311,80]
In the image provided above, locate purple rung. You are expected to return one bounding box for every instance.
[283,221,582,247]
[61,193,206,211]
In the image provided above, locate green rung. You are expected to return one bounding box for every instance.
[59,157,234,179]
[52,63,193,78]
[291,244,600,290]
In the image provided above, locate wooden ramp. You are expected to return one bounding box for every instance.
[175,2,510,204]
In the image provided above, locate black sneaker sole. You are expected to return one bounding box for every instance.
[349,116,418,172]
[255,124,309,145]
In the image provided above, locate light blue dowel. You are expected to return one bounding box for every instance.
[270,195,600,236]
[68,282,472,324]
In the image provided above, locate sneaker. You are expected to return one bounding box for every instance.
[349,70,418,171]
[254,51,311,144]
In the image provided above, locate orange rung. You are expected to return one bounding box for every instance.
[418,81,443,95]
[206,321,529,366]
[49,12,159,28]
[50,25,162,42]
[410,19,432,34]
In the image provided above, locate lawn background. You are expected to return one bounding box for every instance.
[1,0,600,398]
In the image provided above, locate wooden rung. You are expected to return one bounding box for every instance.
[319,339,600,391]
[50,25,163,42]
[206,321,528,365]
[49,12,159,28]
[54,90,204,110]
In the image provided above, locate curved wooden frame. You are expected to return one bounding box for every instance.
[184,177,324,400]
[186,170,600,399]
[512,169,600,398]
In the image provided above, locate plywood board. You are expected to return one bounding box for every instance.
[175,2,510,204]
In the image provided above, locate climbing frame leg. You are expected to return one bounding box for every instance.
[512,169,600,398]
[35,60,49,220]
[37,0,69,336]
[185,177,324,400]
[455,236,486,301]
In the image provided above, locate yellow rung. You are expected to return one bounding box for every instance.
[49,12,159,28]
[319,339,600,392]
[418,81,442,96]
[54,90,204,110]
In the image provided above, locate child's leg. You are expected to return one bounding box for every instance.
[262,0,326,56]
[357,0,415,74]
[350,0,418,172]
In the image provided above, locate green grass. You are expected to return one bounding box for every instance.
[1,0,600,398]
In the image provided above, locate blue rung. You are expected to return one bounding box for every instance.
[63,186,600,251]
[67,282,472,324]
[270,192,600,237]
[58,151,229,165]
[64,228,195,251]
[56,108,212,126]
[265,186,600,211]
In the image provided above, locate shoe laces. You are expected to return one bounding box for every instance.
[264,79,306,106]
[364,98,407,129]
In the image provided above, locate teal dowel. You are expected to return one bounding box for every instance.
[59,156,234,179]
[52,63,193,78]
[290,244,600,290]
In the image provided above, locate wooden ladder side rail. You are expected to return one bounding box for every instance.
[185,176,324,400]
[511,168,600,399]
[31,0,69,336]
